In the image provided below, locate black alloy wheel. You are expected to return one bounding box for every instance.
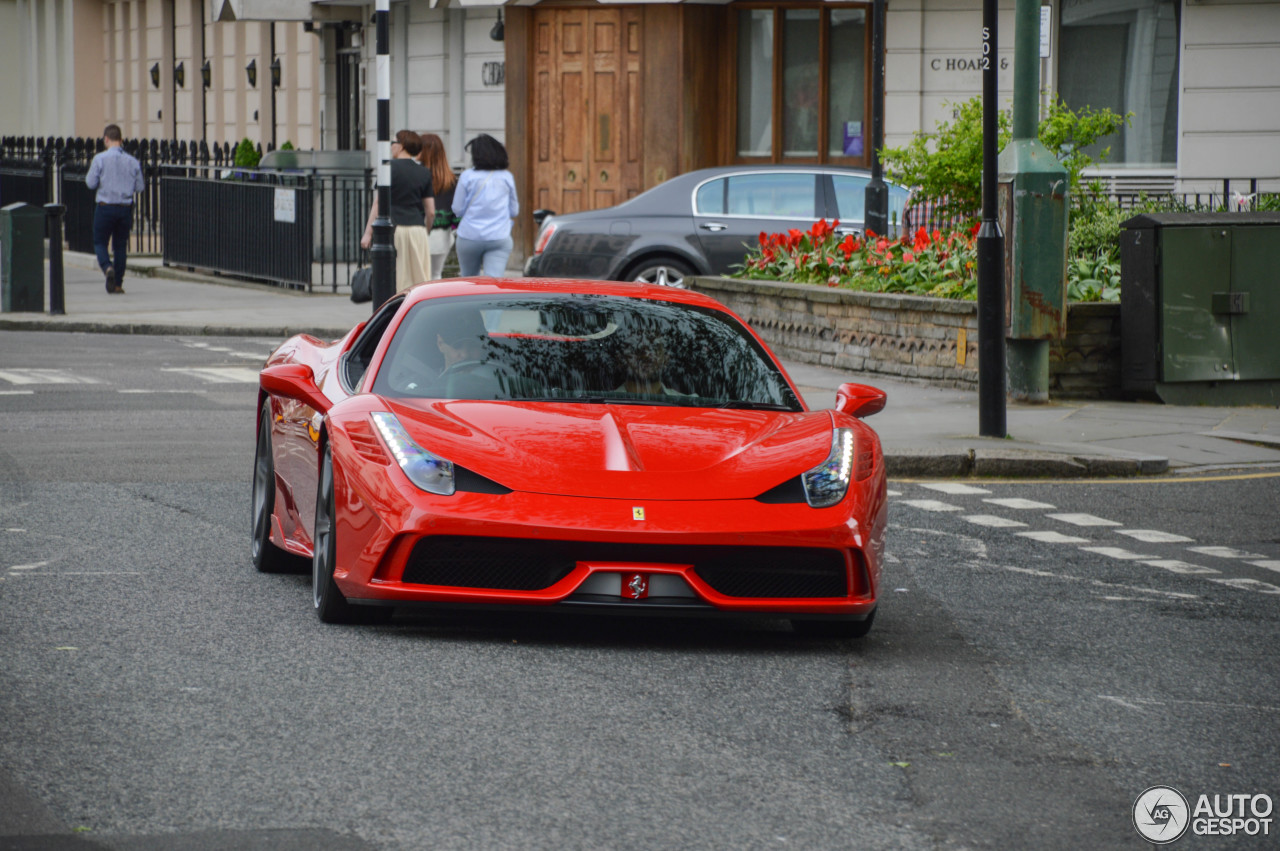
[313,441,357,623]
[251,400,293,573]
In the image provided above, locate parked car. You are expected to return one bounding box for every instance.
[525,165,911,287]
[254,277,888,636]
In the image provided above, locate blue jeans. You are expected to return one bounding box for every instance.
[455,236,514,277]
[93,204,133,289]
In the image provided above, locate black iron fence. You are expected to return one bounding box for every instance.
[900,178,1280,234]
[3,135,255,252]
[159,164,372,292]
[162,165,315,287]
[1,135,372,292]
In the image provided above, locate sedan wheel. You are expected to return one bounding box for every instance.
[630,257,694,289]
[251,400,293,573]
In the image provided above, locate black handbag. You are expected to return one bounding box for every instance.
[350,267,372,303]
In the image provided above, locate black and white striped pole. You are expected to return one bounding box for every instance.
[370,0,395,309]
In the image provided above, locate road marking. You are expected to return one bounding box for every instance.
[1017,530,1092,544]
[1081,546,1157,561]
[1142,559,1219,575]
[1187,545,1266,559]
[0,369,103,385]
[886,489,902,497]
[991,564,1207,602]
[1099,695,1148,712]
[0,390,34,395]
[117,389,206,395]
[1100,695,1280,713]
[899,499,964,512]
[160,366,261,384]
[1249,560,1280,574]
[920,483,991,495]
[962,514,1029,528]
[6,561,48,571]
[1209,577,1280,595]
[1048,513,1123,527]
[983,497,1056,510]
[1116,529,1195,544]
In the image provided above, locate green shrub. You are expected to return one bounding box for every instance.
[880,96,1129,218]
[233,138,261,168]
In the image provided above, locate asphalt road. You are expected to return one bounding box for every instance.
[1,331,1278,850]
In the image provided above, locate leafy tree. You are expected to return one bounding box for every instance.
[880,96,1129,218]
[880,97,1005,219]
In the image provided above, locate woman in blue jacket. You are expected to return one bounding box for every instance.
[452,134,519,277]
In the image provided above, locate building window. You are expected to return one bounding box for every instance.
[735,5,869,163]
[1058,0,1180,169]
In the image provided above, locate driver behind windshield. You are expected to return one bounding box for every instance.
[614,327,689,398]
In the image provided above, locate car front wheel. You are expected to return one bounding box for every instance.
[313,442,357,623]
[627,257,694,288]
[251,400,294,573]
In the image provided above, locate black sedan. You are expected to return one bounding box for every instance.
[524,165,910,288]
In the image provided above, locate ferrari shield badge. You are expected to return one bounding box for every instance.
[623,573,649,600]
[632,507,645,521]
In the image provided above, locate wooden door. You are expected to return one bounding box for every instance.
[532,7,642,216]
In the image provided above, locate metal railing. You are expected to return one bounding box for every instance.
[159,163,372,292]
[2,136,373,292]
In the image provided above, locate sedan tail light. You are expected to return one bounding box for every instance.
[533,221,558,255]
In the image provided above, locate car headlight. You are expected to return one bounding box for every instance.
[371,412,455,495]
[801,428,854,508]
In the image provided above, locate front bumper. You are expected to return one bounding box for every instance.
[332,453,885,618]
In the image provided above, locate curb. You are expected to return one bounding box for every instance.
[0,317,349,340]
[886,449,1169,478]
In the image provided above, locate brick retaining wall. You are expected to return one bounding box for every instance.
[689,276,1122,399]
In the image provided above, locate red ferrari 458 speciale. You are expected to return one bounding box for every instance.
[252,278,888,636]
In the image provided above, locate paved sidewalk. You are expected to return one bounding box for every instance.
[4,253,1280,478]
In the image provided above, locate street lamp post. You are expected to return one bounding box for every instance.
[977,0,1006,437]
[863,0,888,239]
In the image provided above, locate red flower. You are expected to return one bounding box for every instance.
[839,234,856,259]
[912,227,930,252]
[758,231,769,247]
[903,250,916,263]
[969,222,982,237]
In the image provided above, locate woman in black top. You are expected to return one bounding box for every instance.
[362,130,435,291]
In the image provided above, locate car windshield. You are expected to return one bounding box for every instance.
[373,293,803,411]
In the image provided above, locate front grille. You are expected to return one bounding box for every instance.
[401,537,850,598]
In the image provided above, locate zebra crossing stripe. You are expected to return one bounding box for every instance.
[160,367,261,384]
[0,369,103,385]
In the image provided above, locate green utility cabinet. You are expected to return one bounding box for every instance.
[1120,212,1280,405]
[2,202,45,313]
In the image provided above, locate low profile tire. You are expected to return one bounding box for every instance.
[313,441,389,625]
[251,400,294,574]
[627,256,694,289]
[793,608,876,639]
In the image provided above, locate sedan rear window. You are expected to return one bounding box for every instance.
[374,293,803,411]
[725,173,817,218]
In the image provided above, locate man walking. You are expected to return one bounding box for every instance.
[85,125,144,294]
